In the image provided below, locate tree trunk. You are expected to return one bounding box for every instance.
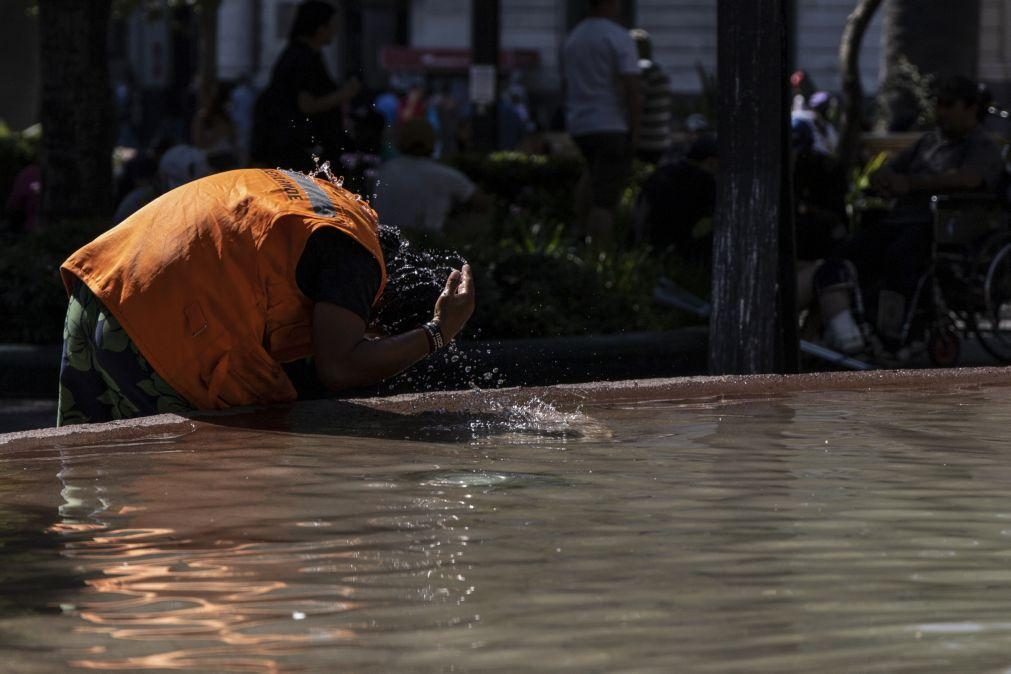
[838,0,883,172]
[38,0,113,224]
[711,0,797,375]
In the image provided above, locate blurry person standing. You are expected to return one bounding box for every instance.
[251,0,361,171]
[561,0,641,245]
[630,29,673,165]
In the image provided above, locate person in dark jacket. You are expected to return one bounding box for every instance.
[251,0,361,171]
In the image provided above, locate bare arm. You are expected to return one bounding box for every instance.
[312,264,475,392]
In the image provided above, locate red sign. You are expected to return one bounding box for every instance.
[380,47,540,73]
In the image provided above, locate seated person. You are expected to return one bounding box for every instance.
[792,119,865,354]
[850,75,1004,344]
[633,133,718,263]
[373,118,490,235]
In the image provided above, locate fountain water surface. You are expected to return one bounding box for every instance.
[4,369,1011,672]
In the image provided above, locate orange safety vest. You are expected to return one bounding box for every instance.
[61,168,388,410]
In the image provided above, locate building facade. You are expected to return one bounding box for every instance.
[3,1,1007,135]
[205,0,1011,105]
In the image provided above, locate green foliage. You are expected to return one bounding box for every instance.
[877,55,936,131]
[448,151,585,225]
[846,150,889,207]
[443,231,690,340]
[0,220,102,344]
[414,154,701,339]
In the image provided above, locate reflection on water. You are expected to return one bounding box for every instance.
[6,387,1011,671]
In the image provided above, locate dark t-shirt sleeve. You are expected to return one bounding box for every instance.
[296,228,382,322]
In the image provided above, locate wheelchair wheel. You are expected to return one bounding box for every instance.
[972,240,1011,362]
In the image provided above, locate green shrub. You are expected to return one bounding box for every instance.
[421,209,702,339]
[449,151,585,226]
[428,152,702,338]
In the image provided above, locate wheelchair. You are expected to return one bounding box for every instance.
[855,191,1011,367]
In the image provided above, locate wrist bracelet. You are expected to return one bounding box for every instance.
[421,320,445,353]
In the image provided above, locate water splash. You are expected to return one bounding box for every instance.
[465,396,591,444]
[299,158,506,394]
[412,469,569,489]
[309,154,345,189]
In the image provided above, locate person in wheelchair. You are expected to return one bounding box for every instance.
[792,119,867,355]
[850,75,1005,351]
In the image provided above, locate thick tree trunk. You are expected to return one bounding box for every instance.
[38,0,113,223]
[838,0,883,172]
[711,0,797,375]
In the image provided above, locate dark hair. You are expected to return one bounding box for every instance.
[289,1,335,42]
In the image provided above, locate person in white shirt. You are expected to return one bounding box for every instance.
[561,0,641,244]
[374,118,488,234]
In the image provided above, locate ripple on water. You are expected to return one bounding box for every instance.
[10,386,1011,672]
[409,469,570,490]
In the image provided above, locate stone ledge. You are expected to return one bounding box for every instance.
[5,365,1009,447]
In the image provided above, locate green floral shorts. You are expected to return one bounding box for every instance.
[57,282,193,426]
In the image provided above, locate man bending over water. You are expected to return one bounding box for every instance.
[57,168,475,425]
